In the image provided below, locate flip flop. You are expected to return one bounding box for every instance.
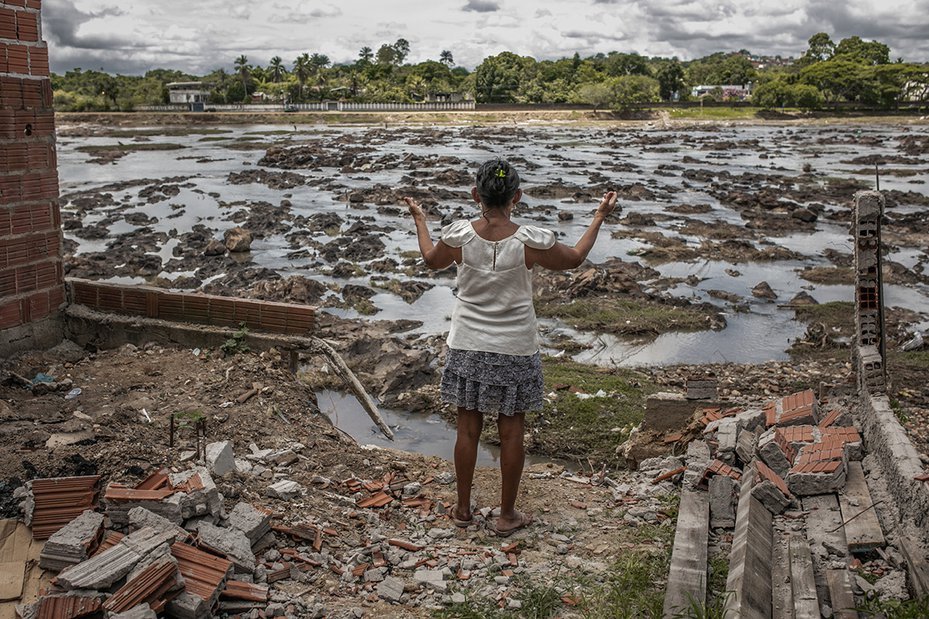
[451,506,473,528]
[492,512,533,537]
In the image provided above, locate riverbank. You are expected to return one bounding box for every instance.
[56,108,929,128]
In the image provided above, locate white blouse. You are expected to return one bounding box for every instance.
[440,219,556,356]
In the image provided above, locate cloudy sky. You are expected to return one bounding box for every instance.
[42,0,929,75]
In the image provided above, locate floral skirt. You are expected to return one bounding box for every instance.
[440,348,544,417]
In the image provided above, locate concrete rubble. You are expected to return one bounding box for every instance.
[38,509,104,572]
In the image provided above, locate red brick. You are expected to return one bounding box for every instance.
[14,11,38,42]
[5,0,28,8]
[821,427,861,445]
[0,265,14,296]
[27,45,47,76]
[25,0,41,9]
[0,108,16,137]
[0,175,22,204]
[6,43,27,74]
[48,283,63,308]
[0,9,17,40]
[764,402,777,427]
[28,288,49,319]
[20,78,42,109]
[0,230,58,267]
[755,460,793,498]
[0,299,23,329]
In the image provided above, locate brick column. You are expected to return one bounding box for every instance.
[0,0,65,354]
[853,191,886,394]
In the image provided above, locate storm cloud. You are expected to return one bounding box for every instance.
[39,0,929,75]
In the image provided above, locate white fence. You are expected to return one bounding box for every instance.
[136,101,476,113]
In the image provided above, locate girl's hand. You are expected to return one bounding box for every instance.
[596,191,618,218]
[403,197,426,222]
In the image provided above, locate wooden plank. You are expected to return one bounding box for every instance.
[771,530,793,619]
[662,488,709,618]
[788,532,819,619]
[725,464,773,619]
[838,462,885,553]
[825,569,859,619]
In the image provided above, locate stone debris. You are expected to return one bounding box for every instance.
[228,502,272,545]
[38,509,104,572]
[193,521,256,573]
[205,440,236,477]
[56,526,179,590]
[266,479,304,500]
[708,475,738,528]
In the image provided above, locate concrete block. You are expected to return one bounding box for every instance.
[266,449,298,466]
[787,460,847,496]
[265,479,304,500]
[735,429,756,465]
[684,440,711,488]
[716,418,738,455]
[709,475,738,528]
[39,509,104,572]
[757,429,792,478]
[128,506,188,540]
[377,576,405,603]
[725,464,773,619]
[734,408,765,434]
[166,591,210,619]
[228,503,271,545]
[168,467,223,520]
[642,392,716,433]
[205,441,235,477]
[194,522,255,573]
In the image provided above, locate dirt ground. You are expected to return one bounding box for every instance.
[0,341,687,617]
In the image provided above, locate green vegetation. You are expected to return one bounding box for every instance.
[51,33,929,113]
[221,324,250,356]
[581,546,672,618]
[536,298,717,337]
[857,595,929,618]
[513,357,657,463]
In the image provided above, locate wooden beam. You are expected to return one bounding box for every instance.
[725,463,773,619]
[662,488,709,618]
[839,462,885,554]
[825,569,859,619]
[788,532,820,618]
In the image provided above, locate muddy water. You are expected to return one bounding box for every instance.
[57,122,929,366]
[316,389,560,467]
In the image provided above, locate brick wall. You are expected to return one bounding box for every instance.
[0,0,65,348]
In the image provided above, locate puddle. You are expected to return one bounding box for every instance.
[316,390,555,467]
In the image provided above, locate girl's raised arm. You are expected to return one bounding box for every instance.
[526,191,617,271]
[404,197,459,270]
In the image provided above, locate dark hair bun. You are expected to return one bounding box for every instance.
[476,158,520,208]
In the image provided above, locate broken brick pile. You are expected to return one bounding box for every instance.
[692,389,864,517]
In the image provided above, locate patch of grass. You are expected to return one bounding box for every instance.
[797,266,855,285]
[433,596,511,619]
[510,357,657,464]
[198,136,234,142]
[93,128,231,138]
[856,595,929,618]
[76,142,186,153]
[890,350,929,371]
[665,106,768,120]
[707,553,730,602]
[516,579,563,619]
[580,548,671,619]
[535,298,717,337]
[790,301,856,360]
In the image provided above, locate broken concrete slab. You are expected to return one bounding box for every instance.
[663,488,710,617]
[193,522,255,574]
[56,526,178,590]
[757,428,793,479]
[227,503,271,546]
[643,393,718,433]
[39,510,104,572]
[265,480,304,501]
[725,464,773,619]
[127,507,188,541]
[110,603,158,619]
[376,576,405,603]
[735,429,756,465]
[205,441,235,477]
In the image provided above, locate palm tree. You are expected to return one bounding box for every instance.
[358,46,373,64]
[293,53,310,101]
[234,55,250,102]
[268,56,286,83]
[440,50,454,67]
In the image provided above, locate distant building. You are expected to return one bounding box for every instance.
[425,92,469,103]
[691,84,753,101]
[167,82,211,105]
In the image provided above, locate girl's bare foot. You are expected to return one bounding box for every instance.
[452,505,473,527]
[493,511,533,537]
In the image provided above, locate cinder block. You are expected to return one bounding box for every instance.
[709,474,738,528]
[757,428,793,478]
[753,461,793,515]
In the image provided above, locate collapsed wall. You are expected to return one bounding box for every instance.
[0,0,65,356]
[852,190,929,594]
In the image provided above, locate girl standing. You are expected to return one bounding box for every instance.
[405,158,617,536]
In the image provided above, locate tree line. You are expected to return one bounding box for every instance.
[50,34,929,112]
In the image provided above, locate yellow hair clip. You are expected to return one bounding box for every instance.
[496,169,506,178]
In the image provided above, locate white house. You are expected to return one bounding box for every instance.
[167,82,211,105]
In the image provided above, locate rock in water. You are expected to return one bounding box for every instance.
[752,281,777,300]
[224,227,253,253]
